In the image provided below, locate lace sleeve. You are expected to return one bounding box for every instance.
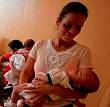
[79,47,93,69]
[29,40,45,59]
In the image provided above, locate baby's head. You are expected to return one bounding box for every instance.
[24,39,35,50]
[8,40,23,53]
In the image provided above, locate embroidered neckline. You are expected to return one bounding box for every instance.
[45,39,79,70]
[48,39,78,55]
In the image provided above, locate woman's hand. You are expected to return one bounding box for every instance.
[25,95,46,106]
[23,81,51,95]
[22,82,50,106]
[13,83,28,93]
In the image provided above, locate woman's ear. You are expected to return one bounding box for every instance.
[56,17,60,26]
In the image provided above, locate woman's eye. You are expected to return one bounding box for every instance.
[63,23,72,29]
[76,25,81,31]
[63,23,81,32]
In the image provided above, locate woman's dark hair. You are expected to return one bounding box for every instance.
[24,39,35,48]
[8,40,24,51]
[58,2,88,21]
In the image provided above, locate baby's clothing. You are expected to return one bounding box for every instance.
[45,68,73,100]
[4,54,25,86]
[4,48,30,86]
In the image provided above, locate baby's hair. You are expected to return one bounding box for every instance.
[8,40,24,51]
[24,39,35,48]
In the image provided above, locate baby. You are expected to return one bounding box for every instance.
[7,68,74,107]
[20,68,73,100]
[4,54,25,86]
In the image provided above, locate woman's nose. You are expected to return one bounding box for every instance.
[68,26,79,35]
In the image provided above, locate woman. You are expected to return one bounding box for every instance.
[10,2,100,107]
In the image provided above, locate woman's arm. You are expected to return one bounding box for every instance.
[49,84,88,99]
[19,56,35,84]
[24,81,88,100]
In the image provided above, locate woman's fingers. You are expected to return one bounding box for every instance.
[23,82,51,95]
[30,95,42,103]
[23,89,38,93]
[26,95,46,106]
[13,83,28,92]
[23,85,37,91]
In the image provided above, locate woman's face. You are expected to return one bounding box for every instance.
[56,12,87,42]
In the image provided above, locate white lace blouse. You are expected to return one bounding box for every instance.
[28,39,93,105]
[29,39,93,78]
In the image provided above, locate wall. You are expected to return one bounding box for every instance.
[0,0,110,107]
